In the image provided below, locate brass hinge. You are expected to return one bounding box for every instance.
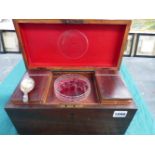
[61,19,84,24]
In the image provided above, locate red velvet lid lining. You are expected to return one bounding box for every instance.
[18,23,126,69]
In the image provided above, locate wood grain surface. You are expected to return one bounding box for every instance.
[95,69,132,104]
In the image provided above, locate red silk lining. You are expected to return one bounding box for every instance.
[19,23,126,68]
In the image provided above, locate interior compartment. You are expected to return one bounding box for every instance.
[11,69,132,105]
[11,70,52,104]
[95,69,132,104]
[46,71,100,105]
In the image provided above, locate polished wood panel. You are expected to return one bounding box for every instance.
[5,103,137,135]
[95,70,132,104]
[14,19,131,25]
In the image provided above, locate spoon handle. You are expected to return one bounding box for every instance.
[23,93,28,103]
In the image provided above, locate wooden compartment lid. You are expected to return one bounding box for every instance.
[14,19,131,70]
[95,70,133,104]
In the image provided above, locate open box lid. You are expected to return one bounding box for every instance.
[14,19,131,70]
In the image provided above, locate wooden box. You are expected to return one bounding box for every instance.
[5,19,137,134]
